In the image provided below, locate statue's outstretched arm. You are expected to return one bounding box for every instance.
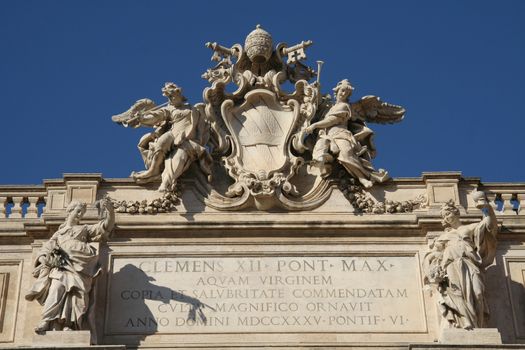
[473,191,498,236]
[89,198,115,241]
[100,198,115,233]
[305,114,341,134]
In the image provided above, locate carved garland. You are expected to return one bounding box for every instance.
[339,175,427,214]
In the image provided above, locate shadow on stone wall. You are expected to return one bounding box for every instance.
[109,264,213,348]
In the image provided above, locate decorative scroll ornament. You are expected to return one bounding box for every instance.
[113,25,406,211]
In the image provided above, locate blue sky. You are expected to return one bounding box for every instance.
[1,1,524,184]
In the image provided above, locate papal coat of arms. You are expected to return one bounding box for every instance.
[112,26,409,211]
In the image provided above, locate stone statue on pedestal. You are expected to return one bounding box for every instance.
[424,191,498,329]
[25,198,115,332]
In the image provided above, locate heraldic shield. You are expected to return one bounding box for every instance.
[220,89,301,210]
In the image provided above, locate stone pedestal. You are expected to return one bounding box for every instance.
[32,330,91,347]
[439,328,502,344]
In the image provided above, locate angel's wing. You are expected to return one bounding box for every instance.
[351,95,405,124]
[111,98,157,126]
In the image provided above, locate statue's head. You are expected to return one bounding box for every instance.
[333,79,355,102]
[65,201,87,225]
[162,82,187,106]
[244,25,273,64]
[440,200,461,230]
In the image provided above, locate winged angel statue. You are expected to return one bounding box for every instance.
[112,25,405,211]
[302,79,404,188]
[112,83,212,193]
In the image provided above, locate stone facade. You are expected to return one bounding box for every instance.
[0,172,524,349]
[1,27,524,350]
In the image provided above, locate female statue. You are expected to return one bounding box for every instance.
[26,198,115,332]
[304,79,390,188]
[424,192,498,329]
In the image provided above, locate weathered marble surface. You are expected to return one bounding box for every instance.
[438,328,502,344]
[32,330,91,346]
[107,254,425,334]
[423,194,498,330]
[0,172,524,349]
[2,26,525,349]
[111,26,406,212]
[25,199,114,333]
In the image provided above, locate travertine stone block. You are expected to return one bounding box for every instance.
[439,328,502,344]
[32,330,91,346]
[423,172,461,209]
[48,190,66,210]
[65,173,103,205]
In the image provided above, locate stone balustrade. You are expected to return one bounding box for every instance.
[0,185,47,219]
[481,183,524,215]
[0,176,523,220]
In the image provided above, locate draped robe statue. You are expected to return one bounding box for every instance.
[26,198,115,332]
[424,192,498,329]
[304,80,397,188]
[112,82,212,193]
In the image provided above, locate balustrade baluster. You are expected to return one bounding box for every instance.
[501,193,516,215]
[0,197,6,218]
[9,197,24,218]
[26,196,39,218]
[38,196,46,217]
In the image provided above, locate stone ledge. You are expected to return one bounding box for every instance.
[32,331,91,347]
[438,328,502,345]
[5,347,125,350]
[410,345,524,350]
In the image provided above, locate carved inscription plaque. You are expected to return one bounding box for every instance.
[106,254,426,334]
